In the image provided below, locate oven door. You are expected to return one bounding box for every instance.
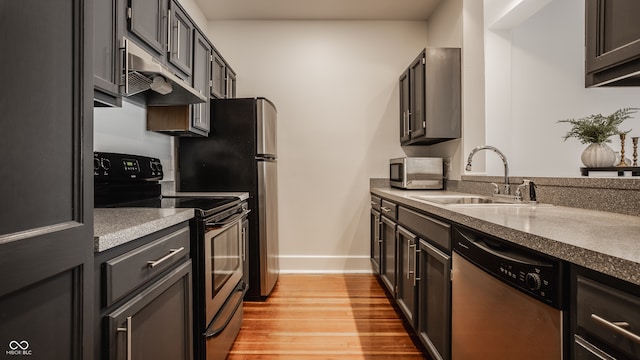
[204,209,249,323]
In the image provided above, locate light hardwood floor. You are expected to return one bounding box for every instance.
[228,274,429,359]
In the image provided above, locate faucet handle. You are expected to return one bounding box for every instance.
[490,182,500,195]
[515,183,527,201]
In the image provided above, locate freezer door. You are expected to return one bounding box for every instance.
[258,159,279,296]
[257,99,277,157]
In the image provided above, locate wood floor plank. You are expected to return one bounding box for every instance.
[227,274,428,359]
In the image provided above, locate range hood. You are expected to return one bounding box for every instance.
[121,37,206,106]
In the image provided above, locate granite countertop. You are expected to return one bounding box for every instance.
[94,208,195,252]
[371,187,640,286]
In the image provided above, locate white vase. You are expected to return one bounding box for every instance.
[581,143,616,167]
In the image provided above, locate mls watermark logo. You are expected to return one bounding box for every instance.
[6,340,32,356]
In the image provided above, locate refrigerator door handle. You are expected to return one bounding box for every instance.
[255,155,277,161]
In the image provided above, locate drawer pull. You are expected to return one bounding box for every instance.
[381,207,391,213]
[116,316,132,360]
[591,313,640,344]
[147,247,184,268]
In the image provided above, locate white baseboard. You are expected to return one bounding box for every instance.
[278,255,373,274]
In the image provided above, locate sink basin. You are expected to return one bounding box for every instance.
[409,195,540,206]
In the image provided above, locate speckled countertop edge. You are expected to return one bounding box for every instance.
[94,208,195,252]
[371,186,640,286]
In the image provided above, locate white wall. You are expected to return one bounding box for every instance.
[207,21,427,272]
[485,0,640,177]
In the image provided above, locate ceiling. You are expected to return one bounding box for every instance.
[194,0,443,21]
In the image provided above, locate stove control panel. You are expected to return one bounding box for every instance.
[94,152,163,182]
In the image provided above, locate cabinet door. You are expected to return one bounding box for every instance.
[127,0,166,55]
[409,51,426,140]
[108,261,193,360]
[370,209,382,275]
[396,225,418,328]
[191,30,211,134]
[418,240,451,360]
[226,67,237,98]
[586,0,640,86]
[380,216,397,297]
[0,0,93,358]
[211,51,226,99]
[95,0,122,105]
[399,68,411,143]
[168,1,193,78]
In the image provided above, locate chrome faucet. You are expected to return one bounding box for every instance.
[465,145,510,195]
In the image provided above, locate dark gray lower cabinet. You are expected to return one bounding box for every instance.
[370,208,382,274]
[95,224,193,360]
[108,261,192,360]
[371,196,452,359]
[396,225,418,327]
[418,239,451,360]
[380,215,397,296]
[571,265,640,359]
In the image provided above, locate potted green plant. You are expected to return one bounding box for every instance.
[558,108,636,167]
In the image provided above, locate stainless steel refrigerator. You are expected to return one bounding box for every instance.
[177,97,279,300]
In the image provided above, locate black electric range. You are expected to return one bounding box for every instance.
[94,152,250,360]
[94,152,242,219]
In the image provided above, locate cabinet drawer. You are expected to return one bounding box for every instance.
[576,275,640,358]
[380,200,397,219]
[104,227,190,306]
[398,206,450,252]
[370,195,381,211]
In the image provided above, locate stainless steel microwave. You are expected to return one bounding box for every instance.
[389,157,443,189]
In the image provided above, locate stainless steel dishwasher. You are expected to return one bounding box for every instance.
[451,226,566,359]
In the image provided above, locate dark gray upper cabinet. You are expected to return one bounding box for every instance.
[399,68,411,143]
[192,30,212,134]
[94,0,123,106]
[0,0,94,357]
[168,0,194,78]
[400,48,461,146]
[211,50,226,99]
[226,66,237,98]
[127,0,167,56]
[585,0,640,87]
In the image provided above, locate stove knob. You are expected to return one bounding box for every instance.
[94,157,101,170]
[101,158,111,171]
[156,163,163,172]
[526,273,542,291]
[150,162,157,171]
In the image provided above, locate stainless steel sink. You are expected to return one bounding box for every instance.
[409,194,545,206]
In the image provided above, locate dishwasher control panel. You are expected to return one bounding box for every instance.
[453,227,563,309]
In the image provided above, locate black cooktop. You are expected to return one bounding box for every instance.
[100,195,241,219]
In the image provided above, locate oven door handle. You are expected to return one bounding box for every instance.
[203,284,246,338]
[206,209,250,228]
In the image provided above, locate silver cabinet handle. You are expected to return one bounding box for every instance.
[413,247,420,286]
[147,247,184,268]
[381,207,391,213]
[176,20,181,59]
[408,242,416,280]
[116,316,132,360]
[120,38,129,95]
[166,7,171,53]
[591,313,640,344]
[406,238,410,279]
